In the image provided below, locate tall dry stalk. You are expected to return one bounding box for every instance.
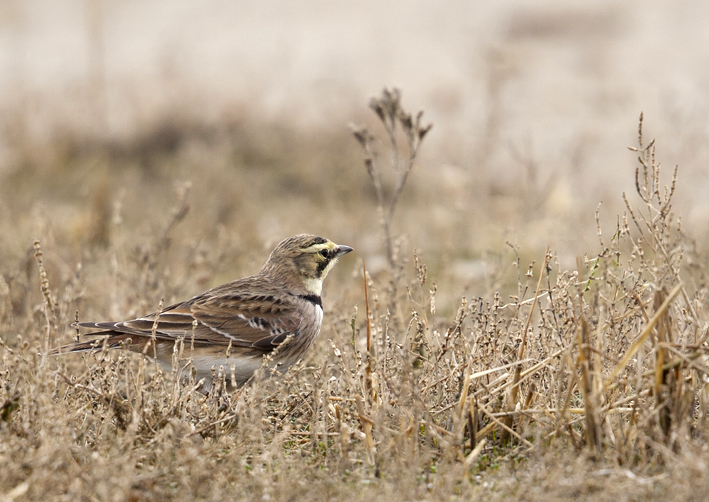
[351,88,432,274]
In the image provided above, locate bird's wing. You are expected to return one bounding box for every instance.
[78,278,305,351]
[190,291,304,349]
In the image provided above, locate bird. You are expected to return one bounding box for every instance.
[50,234,353,390]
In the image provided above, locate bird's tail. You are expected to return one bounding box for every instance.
[47,333,137,356]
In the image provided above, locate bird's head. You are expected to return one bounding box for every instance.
[260,234,353,295]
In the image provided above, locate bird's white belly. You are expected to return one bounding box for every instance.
[314,304,323,329]
[156,353,263,389]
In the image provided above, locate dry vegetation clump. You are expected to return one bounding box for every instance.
[2,91,709,501]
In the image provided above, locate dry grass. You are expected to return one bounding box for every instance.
[2,91,709,501]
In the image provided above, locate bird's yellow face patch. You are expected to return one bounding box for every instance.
[303,241,338,260]
[291,241,341,295]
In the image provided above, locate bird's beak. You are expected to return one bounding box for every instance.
[334,245,353,258]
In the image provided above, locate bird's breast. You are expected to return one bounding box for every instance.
[295,302,323,347]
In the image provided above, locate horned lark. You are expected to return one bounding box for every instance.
[51,234,353,389]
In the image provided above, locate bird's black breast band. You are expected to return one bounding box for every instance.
[297,294,323,308]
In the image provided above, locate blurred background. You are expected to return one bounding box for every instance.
[1,0,709,316]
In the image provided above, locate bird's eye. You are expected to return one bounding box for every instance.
[319,249,329,259]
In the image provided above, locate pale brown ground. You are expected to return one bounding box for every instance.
[2,2,709,501]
